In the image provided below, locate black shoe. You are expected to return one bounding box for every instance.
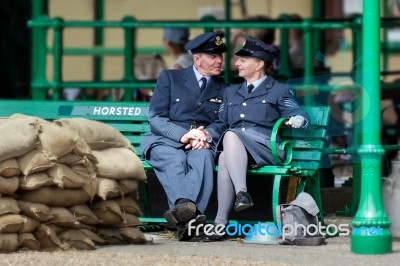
[203,223,227,242]
[177,214,207,241]
[234,191,254,212]
[164,200,197,226]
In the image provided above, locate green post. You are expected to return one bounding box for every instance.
[303,19,314,106]
[351,0,392,254]
[122,16,135,102]
[224,0,232,85]
[93,0,104,99]
[31,0,48,100]
[51,17,63,100]
[277,14,291,79]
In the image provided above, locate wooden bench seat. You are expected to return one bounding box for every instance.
[0,100,329,224]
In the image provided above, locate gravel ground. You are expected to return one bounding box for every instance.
[1,232,400,266]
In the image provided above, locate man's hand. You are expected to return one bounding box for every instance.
[185,139,210,150]
[285,115,305,128]
[180,127,207,145]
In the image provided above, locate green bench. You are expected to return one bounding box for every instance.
[0,100,329,224]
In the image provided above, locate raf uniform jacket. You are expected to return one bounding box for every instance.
[206,75,310,167]
[141,66,228,159]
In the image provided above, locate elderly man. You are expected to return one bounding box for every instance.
[141,31,228,241]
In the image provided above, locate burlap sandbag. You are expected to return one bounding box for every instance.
[89,200,124,226]
[114,196,142,216]
[18,172,53,191]
[0,158,21,177]
[47,164,87,189]
[97,228,124,244]
[58,229,97,250]
[0,198,20,215]
[116,213,142,227]
[47,224,68,235]
[0,214,26,233]
[17,149,55,176]
[11,114,80,159]
[19,187,90,207]
[79,228,108,245]
[57,152,86,166]
[18,233,40,251]
[92,148,146,180]
[96,177,121,200]
[54,118,131,150]
[34,224,70,251]
[118,179,139,195]
[70,160,97,200]
[46,207,77,227]
[18,215,40,233]
[0,176,19,194]
[18,200,54,222]
[69,204,99,225]
[0,234,18,253]
[0,116,40,162]
[119,227,149,244]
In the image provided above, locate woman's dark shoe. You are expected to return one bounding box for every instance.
[203,223,227,242]
[234,191,254,212]
[164,200,197,226]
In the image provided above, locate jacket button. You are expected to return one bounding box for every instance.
[198,102,202,106]
[214,111,217,114]
[262,100,266,103]
[242,102,247,106]
[240,114,245,118]
[176,98,180,102]
[241,127,246,131]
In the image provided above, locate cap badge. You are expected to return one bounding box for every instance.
[242,39,246,47]
[215,36,223,46]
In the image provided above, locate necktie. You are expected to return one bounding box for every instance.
[200,77,207,93]
[247,84,254,94]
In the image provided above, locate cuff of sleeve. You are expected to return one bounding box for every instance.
[167,125,188,142]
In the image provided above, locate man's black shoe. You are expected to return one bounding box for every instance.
[234,191,254,212]
[177,214,207,241]
[203,223,227,242]
[164,200,197,226]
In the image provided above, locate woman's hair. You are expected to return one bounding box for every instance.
[264,61,274,76]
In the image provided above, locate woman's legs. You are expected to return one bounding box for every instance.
[214,131,249,224]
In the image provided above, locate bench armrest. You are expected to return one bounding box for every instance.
[271,117,293,166]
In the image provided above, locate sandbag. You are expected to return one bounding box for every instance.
[17,149,55,176]
[96,177,121,200]
[0,176,19,195]
[47,164,87,189]
[0,116,40,162]
[89,200,124,226]
[116,213,141,227]
[58,229,97,250]
[18,215,40,233]
[54,118,131,150]
[0,198,20,215]
[46,207,77,227]
[19,187,90,207]
[69,204,99,225]
[0,158,21,177]
[97,228,124,244]
[34,224,70,251]
[79,228,108,245]
[18,172,53,190]
[0,214,26,233]
[118,179,139,195]
[18,200,54,222]
[119,227,149,244]
[92,148,146,180]
[0,234,19,253]
[70,161,97,200]
[18,233,40,251]
[114,196,142,216]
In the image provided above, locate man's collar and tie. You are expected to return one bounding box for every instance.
[200,77,207,93]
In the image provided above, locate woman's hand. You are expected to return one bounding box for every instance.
[285,115,305,128]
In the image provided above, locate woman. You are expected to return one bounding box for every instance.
[203,35,310,241]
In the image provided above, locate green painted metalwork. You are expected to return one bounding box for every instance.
[351,0,392,254]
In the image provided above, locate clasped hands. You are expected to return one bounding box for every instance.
[180,126,211,150]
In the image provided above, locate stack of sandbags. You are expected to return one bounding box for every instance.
[0,115,148,253]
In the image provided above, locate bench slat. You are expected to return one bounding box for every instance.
[280,128,327,139]
[291,151,322,161]
[287,139,324,149]
[107,123,150,133]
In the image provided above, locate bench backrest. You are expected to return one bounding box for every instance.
[0,100,150,157]
[278,106,330,172]
[0,101,329,170]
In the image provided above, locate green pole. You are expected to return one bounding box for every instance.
[122,16,135,102]
[31,0,48,100]
[351,0,392,254]
[303,19,314,106]
[51,17,63,100]
[277,14,291,79]
[224,0,232,85]
[94,0,104,92]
